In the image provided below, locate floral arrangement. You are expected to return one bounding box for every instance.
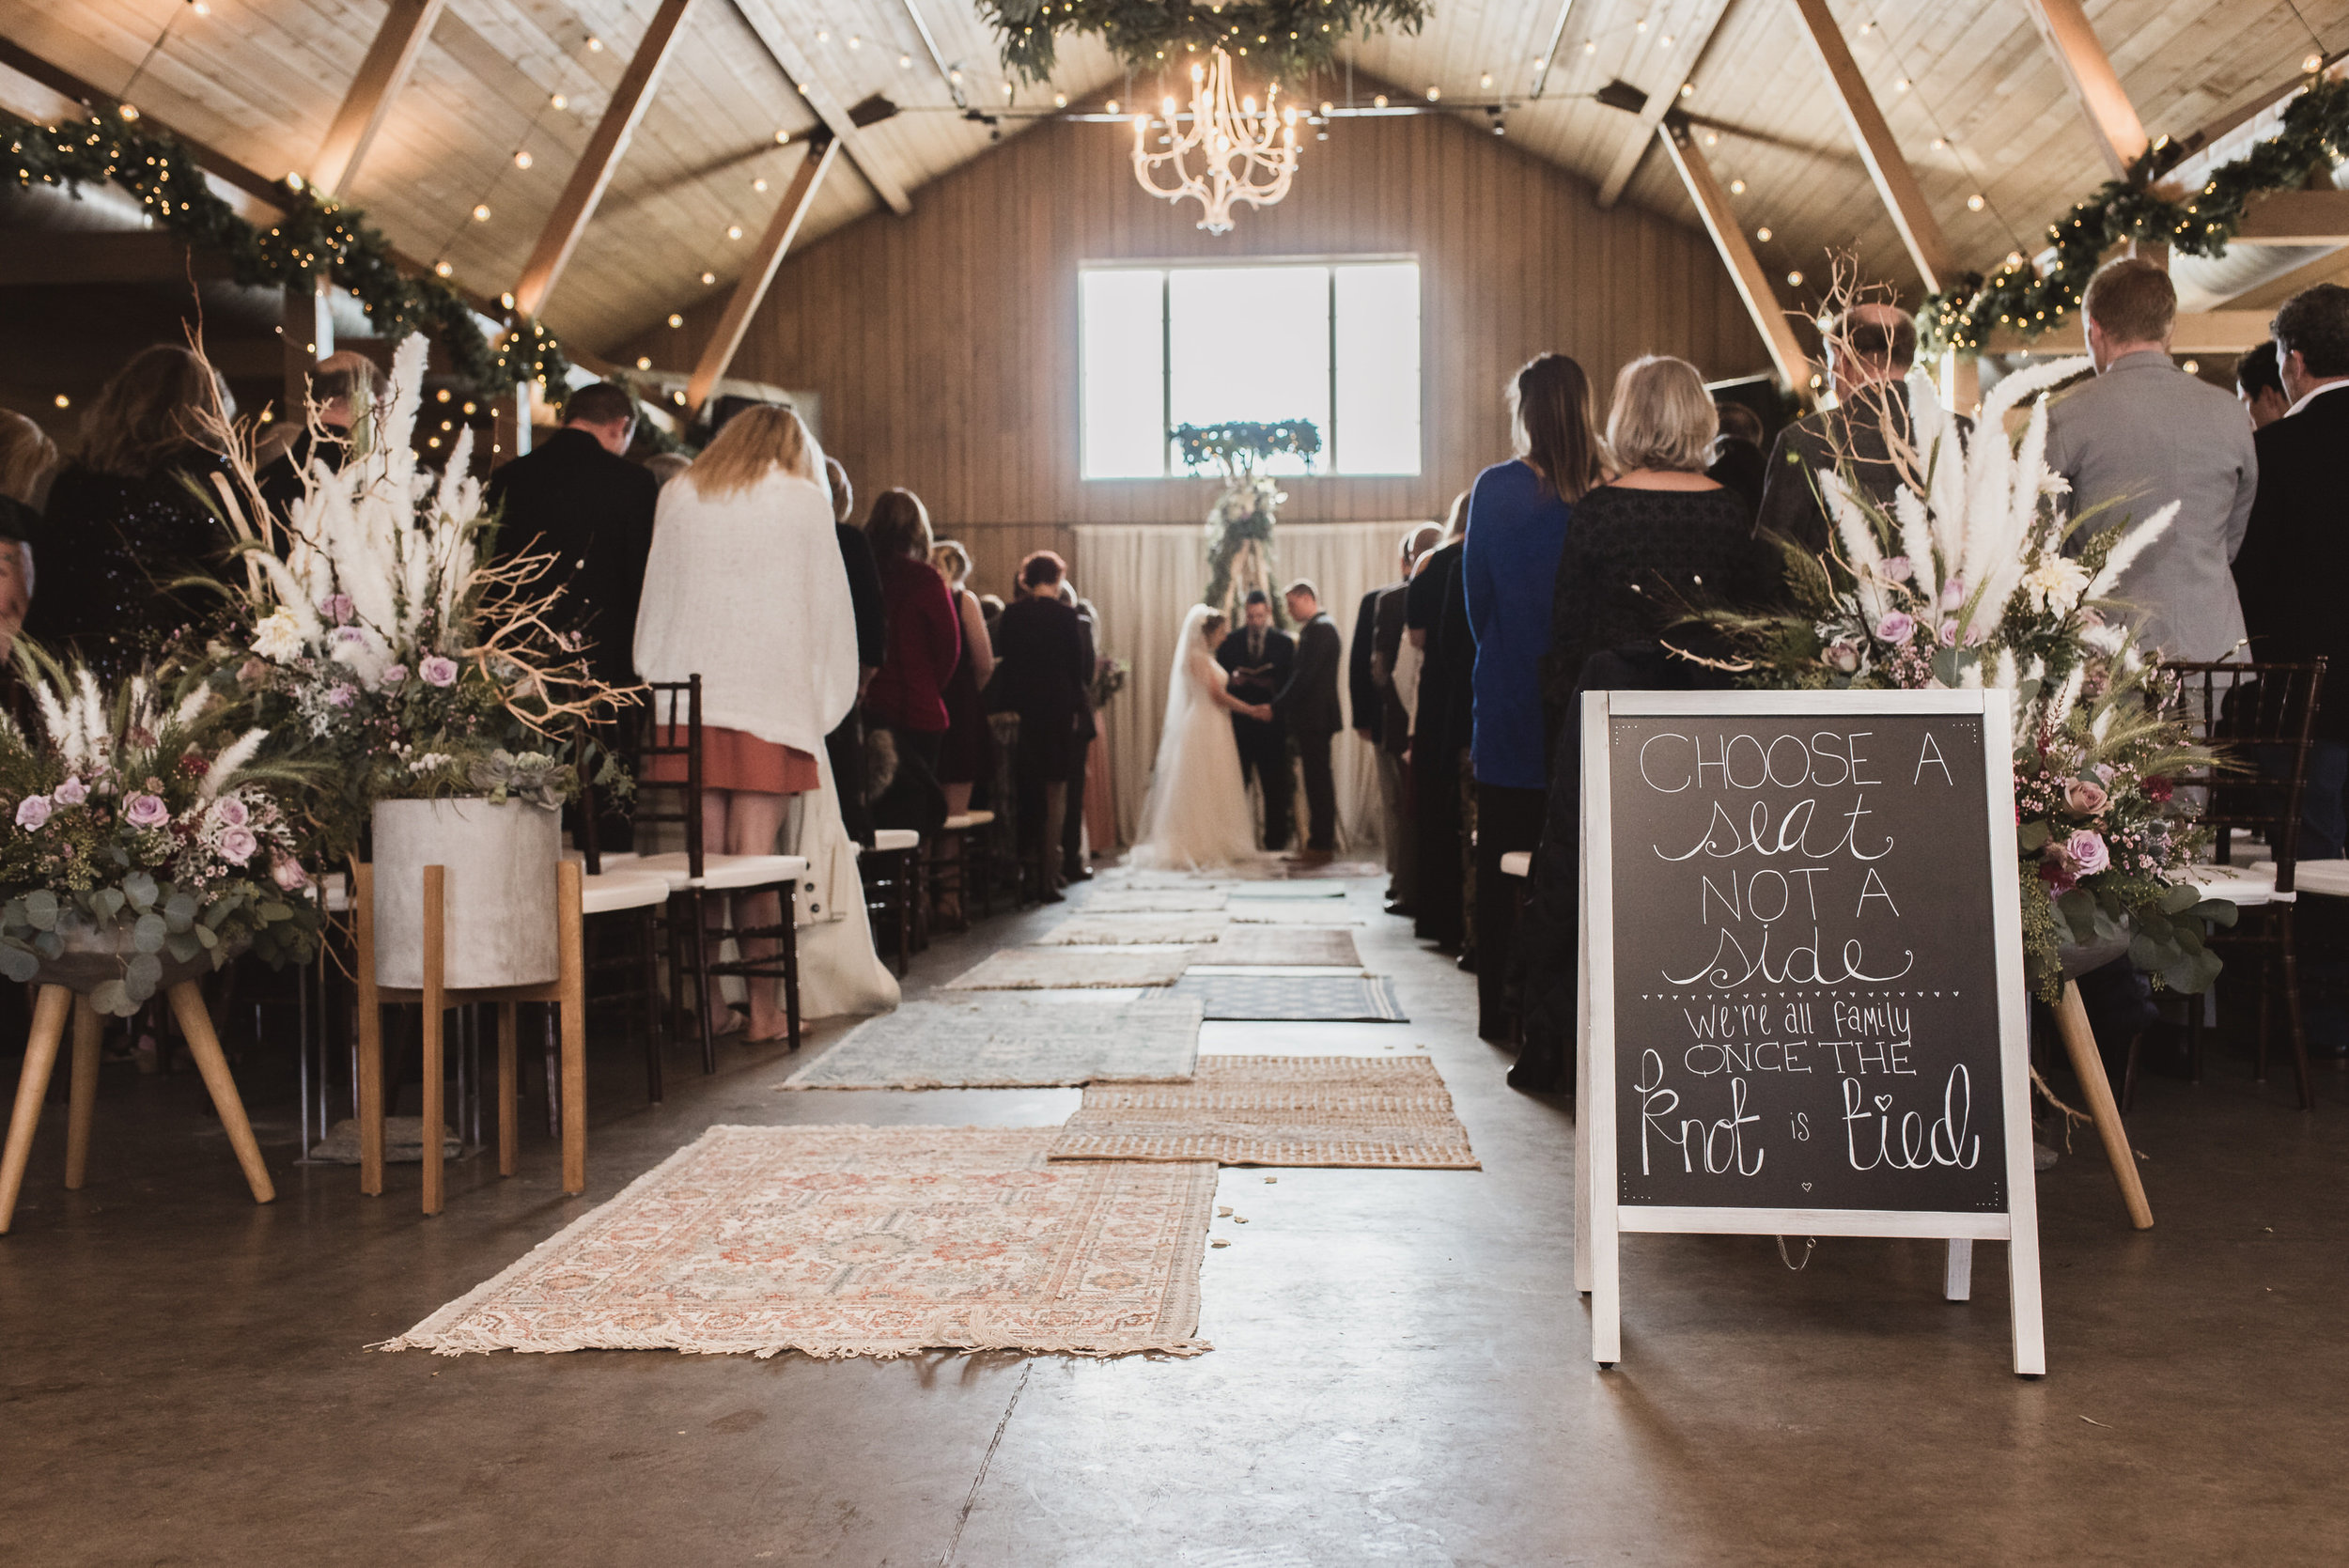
[1180,421,1321,621]
[983,0,1429,85]
[1090,655,1131,710]
[1683,347,2232,1000]
[196,334,622,856]
[0,659,320,1015]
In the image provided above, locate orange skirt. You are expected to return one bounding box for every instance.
[643,725,820,795]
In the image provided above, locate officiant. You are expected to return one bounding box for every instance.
[1217,590,1296,850]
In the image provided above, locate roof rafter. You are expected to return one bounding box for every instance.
[731,0,912,216]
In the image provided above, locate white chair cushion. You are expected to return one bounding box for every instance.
[631,851,811,893]
[581,869,674,915]
[1499,850,1532,878]
[2182,862,2281,907]
[2256,858,2348,899]
[870,829,921,852]
[943,811,995,830]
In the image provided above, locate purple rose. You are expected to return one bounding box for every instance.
[1940,575,1967,611]
[2064,829,2111,877]
[210,796,251,829]
[381,663,408,686]
[420,655,460,688]
[1877,554,1912,584]
[123,792,169,829]
[333,625,366,645]
[217,826,258,864]
[1825,639,1862,674]
[54,776,88,806]
[14,795,51,830]
[1875,611,1916,644]
[322,593,354,625]
[271,854,310,892]
[2063,779,2108,815]
[326,684,357,708]
[1938,619,1959,647]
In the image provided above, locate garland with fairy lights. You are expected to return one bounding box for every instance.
[4,108,569,396]
[1921,76,2349,355]
[982,0,1430,85]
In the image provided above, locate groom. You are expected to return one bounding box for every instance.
[1218,591,1296,850]
[1273,580,1344,864]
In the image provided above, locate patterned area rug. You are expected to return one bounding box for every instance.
[1170,973,1408,1021]
[1225,883,1347,901]
[379,1126,1216,1358]
[782,996,1202,1089]
[1084,889,1231,913]
[1228,903,1365,925]
[1190,925,1363,968]
[944,948,1193,989]
[1050,1056,1478,1169]
[1034,912,1233,946]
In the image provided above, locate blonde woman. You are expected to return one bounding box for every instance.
[633,405,893,1034]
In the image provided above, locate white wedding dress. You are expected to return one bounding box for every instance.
[1130,606,1263,871]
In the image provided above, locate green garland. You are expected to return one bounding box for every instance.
[1173,419,1321,474]
[982,0,1430,86]
[1921,77,2349,355]
[5,108,569,396]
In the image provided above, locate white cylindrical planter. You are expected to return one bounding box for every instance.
[371,798,561,990]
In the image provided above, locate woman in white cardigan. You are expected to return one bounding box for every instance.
[633,405,894,1037]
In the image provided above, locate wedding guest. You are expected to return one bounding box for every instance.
[1272,580,1345,863]
[1515,356,1762,1092]
[1217,591,1296,850]
[979,594,1005,637]
[1707,399,1768,518]
[1408,495,1471,948]
[2046,258,2257,662]
[1463,352,1607,1042]
[930,540,997,818]
[486,381,657,695]
[632,405,862,1041]
[1372,523,1443,914]
[1753,303,1926,554]
[1057,579,1102,881]
[0,411,54,656]
[987,551,1090,901]
[823,455,886,844]
[258,351,381,519]
[2235,339,2290,430]
[860,488,959,837]
[25,345,235,680]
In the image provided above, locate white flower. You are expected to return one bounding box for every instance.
[252,608,307,662]
[2020,554,2090,614]
[2039,471,2073,497]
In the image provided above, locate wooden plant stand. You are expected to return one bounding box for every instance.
[353,860,586,1216]
[2054,977,2155,1230]
[0,982,275,1234]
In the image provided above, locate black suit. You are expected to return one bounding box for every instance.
[485,427,658,694]
[1218,625,1295,849]
[829,523,888,844]
[1750,385,1974,558]
[1348,587,1384,746]
[1275,611,1344,850]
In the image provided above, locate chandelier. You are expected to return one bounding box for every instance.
[1132,49,1300,234]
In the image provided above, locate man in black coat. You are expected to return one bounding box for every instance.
[823,456,886,843]
[1273,580,1345,862]
[1753,306,1944,555]
[1408,536,1467,947]
[1217,591,1296,850]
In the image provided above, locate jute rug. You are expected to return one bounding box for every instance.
[944,948,1192,989]
[1192,925,1363,968]
[380,1126,1216,1358]
[1169,973,1408,1021]
[781,995,1202,1089]
[1050,1056,1479,1170]
[1229,904,1365,925]
[1084,888,1231,913]
[1034,912,1233,946]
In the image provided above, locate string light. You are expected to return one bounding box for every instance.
[53,394,69,410]
[667,314,683,328]
[1967,193,1985,210]
[899,53,912,69]
[1054,91,1068,107]
[1373,93,1389,108]
[2306,53,2325,72]
[1894,77,1910,91]
[701,271,716,284]
[472,202,491,221]
[512,149,532,169]
[1480,71,1493,88]
[500,291,516,308]
[1756,225,1772,241]
[434,259,453,277]
[1106,100,1120,114]
[774,129,790,144]
[1679,83,1694,98]
[1786,270,1804,286]
[436,388,452,403]
[726,224,743,240]
[1729,178,1746,194]
[1583,39,1596,53]
[586,34,603,51]
[1425,85,1440,101]
[2181,358,2201,373]
[552,93,567,110]
[753,177,769,192]
[636,356,652,369]
[462,401,476,416]
[847,35,862,50]
[119,103,140,121]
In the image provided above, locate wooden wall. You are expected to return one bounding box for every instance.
[630,104,1770,550]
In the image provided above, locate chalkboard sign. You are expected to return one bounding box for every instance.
[1575,691,2044,1377]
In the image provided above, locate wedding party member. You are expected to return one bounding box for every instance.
[257,351,381,518]
[1514,355,1761,1092]
[929,539,997,818]
[1130,606,1273,871]
[24,345,235,681]
[1408,495,1471,948]
[1753,303,1926,554]
[1217,591,1296,849]
[633,404,890,1033]
[1373,523,1442,913]
[0,411,54,657]
[485,381,657,695]
[2236,339,2290,430]
[1706,399,1767,518]
[1059,579,1101,882]
[860,488,959,837]
[1464,352,1607,1042]
[823,456,885,844]
[2046,259,2258,662]
[1272,580,1345,863]
[987,551,1092,901]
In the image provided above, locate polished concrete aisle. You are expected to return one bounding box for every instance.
[0,874,2341,1566]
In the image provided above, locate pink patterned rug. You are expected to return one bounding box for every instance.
[379,1126,1216,1358]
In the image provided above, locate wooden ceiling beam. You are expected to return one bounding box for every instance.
[1596,0,1738,209]
[511,0,698,320]
[2020,0,2148,180]
[685,137,841,415]
[731,0,911,216]
[1787,0,1952,292]
[1659,116,1810,389]
[309,0,446,195]
[2227,190,2349,244]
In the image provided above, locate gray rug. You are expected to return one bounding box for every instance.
[943,947,1192,990]
[1034,912,1232,945]
[783,995,1203,1088]
[1169,973,1408,1022]
[1193,925,1364,968]
[1225,883,1348,901]
[1084,889,1231,913]
[1229,903,1365,925]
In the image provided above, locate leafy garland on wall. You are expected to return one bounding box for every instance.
[1920,77,2349,355]
[4,108,570,396]
[982,0,1431,85]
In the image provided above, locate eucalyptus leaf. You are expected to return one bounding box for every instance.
[91,887,125,924]
[2017,819,2051,852]
[2163,958,2205,994]
[202,895,239,930]
[164,891,198,933]
[0,946,37,984]
[2128,933,2159,970]
[23,889,58,931]
[124,952,162,994]
[194,924,218,950]
[90,979,134,1017]
[257,901,293,924]
[2160,884,2203,915]
[122,871,157,911]
[31,929,62,959]
[132,912,167,954]
[164,931,200,962]
[2193,899,2240,929]
[2058,888,2096,928]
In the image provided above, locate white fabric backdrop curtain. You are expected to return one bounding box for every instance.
[1080,521,1412,853]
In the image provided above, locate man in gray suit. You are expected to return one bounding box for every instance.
[2046,258,2259,662]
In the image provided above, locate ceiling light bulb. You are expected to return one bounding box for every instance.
[2005,250,2025,267]
[1320,101,1333,115]
[899,54,912,69]
[191,1,210,14]
[726,225,743,240]
[472,202,491,222]
[501,291,515,308]
[1105,99,1119,114]
[1755,225,1772,241]
[1967,193,1985,210]
[434,259,453,277]
[1704,131,1718,144]
[1930,136,1946,149]
[667,314,683,328]
[1373,93,1389,108]
[1583,39,1596,54]
[636,356,652,369]
[119,103,140,121]
[1859,21,1874,33]
[1426,85,1441,101]
[1534,56,1548,70]
[1679,82,1694,98]
[1054,92,1068,107]
[701,271,716,285]
[2306,53,2325,72]
[53,394,70,409]
[586,34,602,51]
[551,93,568,110]
[513,149,532,169]
[816,29,829,42]
[1894,77,1910,91]
[1480,72,1493,88]
[775,129,790,144]
[1636,17,1648,31]
[847,35,862,50]
[753,177,769,192]
[1662,34,1674,45]
[1786,270,1804,286]
[949,69,962,84]
[1729,178,1746,194]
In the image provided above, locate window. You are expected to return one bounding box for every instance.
[1080,259,1422,479]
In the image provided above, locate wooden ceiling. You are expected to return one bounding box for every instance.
[2,0,2342,358]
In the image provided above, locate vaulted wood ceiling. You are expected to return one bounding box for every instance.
[5,0,2343,360]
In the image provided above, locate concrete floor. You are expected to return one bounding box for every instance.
[0,875,2342,1566]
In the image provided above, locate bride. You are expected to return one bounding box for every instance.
[1130,604,1274,870]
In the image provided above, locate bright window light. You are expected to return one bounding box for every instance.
[1079,259,1422,479]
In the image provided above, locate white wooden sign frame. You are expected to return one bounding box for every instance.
[1573,688,2046,1378]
